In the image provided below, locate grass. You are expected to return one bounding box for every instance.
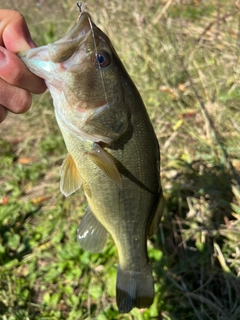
[0,0,240,319]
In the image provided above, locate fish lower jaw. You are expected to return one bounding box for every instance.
[18,45,49,60]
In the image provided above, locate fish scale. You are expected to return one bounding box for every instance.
[18,8,164,313]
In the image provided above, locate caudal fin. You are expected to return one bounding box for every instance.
[116,264,154,313]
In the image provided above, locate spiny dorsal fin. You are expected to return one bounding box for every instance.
[77,206,108,252]
[60,153,82,197]
[87,143,122,188]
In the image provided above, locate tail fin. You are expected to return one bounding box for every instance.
[116,264,154,313]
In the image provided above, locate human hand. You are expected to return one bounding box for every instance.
[0,10,47,123]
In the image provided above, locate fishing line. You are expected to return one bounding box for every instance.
[86,14,110,111]
[76,0,109,127]
[76,1,108,102]
[79,5,121,231]
[86,13,122,233]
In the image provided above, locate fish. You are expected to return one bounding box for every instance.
[18,7,164,313]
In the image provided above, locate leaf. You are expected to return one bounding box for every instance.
[17,157,34,164]
[89,285,103,300]
[0,196,9,205]
[8,234,21,250]
[32,196,51,204]
[173,119,183,131]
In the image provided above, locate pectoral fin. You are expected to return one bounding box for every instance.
[87,143,122,188]
[148,192,164,237]
[77,206,108,252]
[60,153,82,197]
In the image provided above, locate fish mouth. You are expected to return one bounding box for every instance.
[17,12,94,80]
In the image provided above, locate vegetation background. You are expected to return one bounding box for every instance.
[0,0,240,319]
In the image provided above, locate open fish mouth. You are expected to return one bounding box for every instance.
[17,12,95,81]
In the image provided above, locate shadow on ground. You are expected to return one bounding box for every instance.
[153,160,240,319]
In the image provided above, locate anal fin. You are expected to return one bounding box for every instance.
[77,206,108,253]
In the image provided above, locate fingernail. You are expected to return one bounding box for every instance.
[27,38,37,48]
[0,49,7,69]
[0,105,8,123]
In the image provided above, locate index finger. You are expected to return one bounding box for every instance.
[0,10,35,52]
[0,10,46,94]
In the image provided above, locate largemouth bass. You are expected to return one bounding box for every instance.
[18,7,164,313]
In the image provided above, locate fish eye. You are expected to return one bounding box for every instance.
[95,52,110,68]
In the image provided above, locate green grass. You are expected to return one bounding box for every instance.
[0,0,240,319]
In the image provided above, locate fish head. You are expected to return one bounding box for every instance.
[18,12,135,143]
[19,12,122,107]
